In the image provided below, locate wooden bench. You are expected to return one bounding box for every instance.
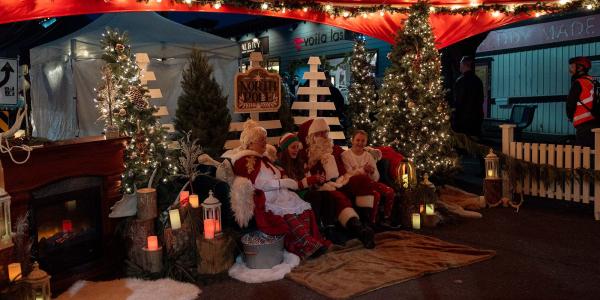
[483,105,537,139]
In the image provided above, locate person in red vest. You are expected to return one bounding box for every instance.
[567,56,599,147]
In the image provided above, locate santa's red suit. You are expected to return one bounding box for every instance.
[230,148,330,259]
[297,118,375,248]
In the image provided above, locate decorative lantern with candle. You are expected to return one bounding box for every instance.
[201,190,222,239]
[0,187,13,250]
[25,262,51,300]
[485,148,500,179]
[396,161,417,189]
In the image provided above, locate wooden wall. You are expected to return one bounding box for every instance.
[480,41,600,135]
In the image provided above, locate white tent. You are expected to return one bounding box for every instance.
[30,12,239,140]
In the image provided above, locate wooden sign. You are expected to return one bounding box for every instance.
[234,53,281,113]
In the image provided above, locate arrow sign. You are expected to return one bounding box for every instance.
[0,62,14,88]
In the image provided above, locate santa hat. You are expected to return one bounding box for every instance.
[240,119,267,149]
[297,118,330,147]
[278,133,302,152]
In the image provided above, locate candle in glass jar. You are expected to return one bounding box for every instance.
[425,203,435,215]
[179,191,189,206]
[411,213,421,230]
[203,219,215,239]
[8,263,21,281]
[487,169,494,178]
[189,194,199,208]
[169,209,181,230]
[147,236,158,251]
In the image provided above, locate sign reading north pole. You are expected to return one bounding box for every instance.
[234,52,281,113]
[0,58,17,105]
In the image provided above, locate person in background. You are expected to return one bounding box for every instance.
[452,56,484,137]
[566,56,599,147]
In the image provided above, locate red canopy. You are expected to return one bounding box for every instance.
[0,0,543,48]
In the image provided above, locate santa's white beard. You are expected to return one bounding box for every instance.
[307,135,334,168]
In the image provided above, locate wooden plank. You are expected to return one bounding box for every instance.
[516,142,523,194]
[136,52,150,63]
[224,137,280,150]
[148,89,162,99]
[291,101,336,111]
[531,143,538,196]
[547,144,555,199]
[162,123,175,133]
[303,72,326,80]
[307,57,321,65]
[297,86,331,96]
[293,116,340,126]
[556,145,564,200]
[141,70,156,81]
[229,120,282,131]
[573,146,582,203]
[583,147,591,204]
[539,144,546,198]
[329,131,346,140]
[564,145,573,201]
[524,143,531,195]
[153,106,169,117]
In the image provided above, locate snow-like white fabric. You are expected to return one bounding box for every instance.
[56,278,200,300]
[108,192,137,218]
[228,251,300,283]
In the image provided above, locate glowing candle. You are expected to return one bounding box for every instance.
[169,209,181,230]
[412,213,421,230]
[189,194,199,208]
[62,219,73,233]
[487,169,494,178]
[425,203,435,215]
[179,191,189,206]
[203,219,215,239]
[215,220,221,233]
[147,236,158,251]
[419,205,424,214]
[8,263,21,281]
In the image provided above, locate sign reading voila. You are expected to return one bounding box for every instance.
[294,29,352,51]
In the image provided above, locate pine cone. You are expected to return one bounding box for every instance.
[128,87,148,110]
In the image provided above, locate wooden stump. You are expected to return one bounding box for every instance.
[137,188,157,221]
[142,247,163,273]
[484,178,502,206]
[126,218,155,267]
[196,234,235,274]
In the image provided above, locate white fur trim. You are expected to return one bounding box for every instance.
[321,154,339,180]
[355,195,375,208]
[228,251,300,283]
[231,177,256,228]
[338,207,359,227]
[229,149,263,164]
[365,147,383,161]
[308,118,329,137]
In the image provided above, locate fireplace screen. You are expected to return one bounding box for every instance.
[32,185,103,274]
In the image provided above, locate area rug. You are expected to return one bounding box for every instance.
[56,278,201,300]
[228,250,300,283]
[287,231,496,299]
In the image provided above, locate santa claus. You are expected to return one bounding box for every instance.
[230,120,330,259]
[297,118,375,249]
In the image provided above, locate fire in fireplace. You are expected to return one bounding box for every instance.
[30,177,103,275]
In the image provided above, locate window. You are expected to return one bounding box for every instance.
[267,58,280,73]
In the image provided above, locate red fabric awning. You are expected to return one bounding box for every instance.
[0,0,541,48]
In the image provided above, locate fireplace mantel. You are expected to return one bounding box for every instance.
[0,136,128,292]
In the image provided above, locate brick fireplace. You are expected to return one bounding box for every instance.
[0,136,128,293]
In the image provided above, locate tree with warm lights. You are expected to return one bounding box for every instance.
[96,28,174,193]
[373,1,455,176]
[348,35,377,140]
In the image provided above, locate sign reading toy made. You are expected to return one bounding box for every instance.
[234,66,281,113]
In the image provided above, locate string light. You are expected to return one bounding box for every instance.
[260,2,268,10]
[213,1,221,9]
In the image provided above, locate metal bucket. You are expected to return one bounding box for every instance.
[241,231,284,269]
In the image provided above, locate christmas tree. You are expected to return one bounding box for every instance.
[373,1,455,175]
[175,49,231,158]
[348,35,377,139]
[96,28,174,193]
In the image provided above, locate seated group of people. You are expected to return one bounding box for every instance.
[228,118,397,260]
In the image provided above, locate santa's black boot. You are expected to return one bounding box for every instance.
[346,217,375,249]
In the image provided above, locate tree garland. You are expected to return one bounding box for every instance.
[451,133,599,190]
[130,0,600,18]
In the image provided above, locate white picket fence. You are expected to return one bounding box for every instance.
[500,124,600,220]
